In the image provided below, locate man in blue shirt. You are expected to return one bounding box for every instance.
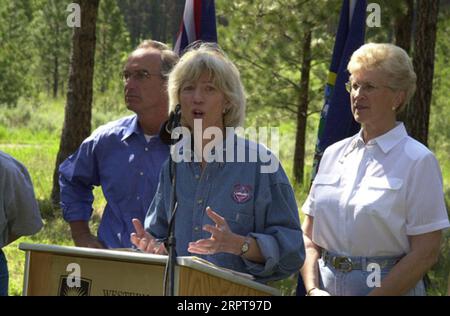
[59,40,178,249]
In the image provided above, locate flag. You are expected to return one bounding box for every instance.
[297,0,366,297]
[311,0,366,181]
[173,0,218,55]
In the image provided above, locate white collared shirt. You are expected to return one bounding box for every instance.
[302,123,450,257]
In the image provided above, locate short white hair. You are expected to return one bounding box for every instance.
[168,44,246,127]
[347,43,416,112]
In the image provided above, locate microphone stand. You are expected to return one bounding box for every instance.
[163,104,181,296]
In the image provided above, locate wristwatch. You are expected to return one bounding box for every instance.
[240,237,251,256]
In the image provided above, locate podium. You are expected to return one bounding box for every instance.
[19,243,280,296]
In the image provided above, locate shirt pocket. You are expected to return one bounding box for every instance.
[102,156,139,202]
[353,176,403,218]
[313,174,340,185]
[311,173,342,212]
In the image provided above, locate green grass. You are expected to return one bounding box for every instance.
[0,95,118,296]
[1,95,449,296]
[4,218,73,296]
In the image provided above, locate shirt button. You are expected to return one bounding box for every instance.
[145,147,149,152]
[136,196,140,200]
[140,171,144,176]
[197,199,203,204]
[195,174,200,180]
[194,226,200,232]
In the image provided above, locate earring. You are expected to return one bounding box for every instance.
[392,106,396,111]
[223,108,228,114]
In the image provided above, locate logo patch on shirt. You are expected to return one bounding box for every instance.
[232,184,252,203]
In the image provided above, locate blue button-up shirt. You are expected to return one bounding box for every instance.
[145,134,305,283]
[59,115,169,248]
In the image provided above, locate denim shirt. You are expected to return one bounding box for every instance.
[145,135,305,282]
[59,115,169,248]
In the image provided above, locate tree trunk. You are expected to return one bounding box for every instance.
[51,0,100,206]
[394,0,414,54]
[394,0,414,124]
[53,54,59,98]
[406,0,439,146]
[100,25,107,93]
[293,30,311,184]
[160,0,168,43]
[149,0,161,41]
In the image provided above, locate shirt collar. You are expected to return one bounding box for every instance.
[121,115,141,142]
[370,122,408,154]
[343,133,365,158]
[343,122,408,157]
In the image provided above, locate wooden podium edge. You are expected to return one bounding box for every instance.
[177,256,280,296]
[22,251,31,296]
[19,242,168,265]
[19,243,281,296]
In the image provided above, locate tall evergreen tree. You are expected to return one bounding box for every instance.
[117,0,184,48]
[407,0,440,145]
[0,0,35,106]
[95,0,130,93]
[51,0,100,206]
[217,0,338,184]
[31,0,72,98]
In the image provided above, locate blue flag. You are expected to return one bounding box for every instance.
[311,0,366,181]
[297,0,366,297]
[174,0,218,55]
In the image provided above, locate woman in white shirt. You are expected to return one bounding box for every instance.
[300,43,450,296]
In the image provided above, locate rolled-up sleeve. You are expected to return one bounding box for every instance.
[59,137,99,222]
[245,171,305,281]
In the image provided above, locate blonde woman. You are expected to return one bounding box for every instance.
[300,43,449,296]
[131,44,305,282]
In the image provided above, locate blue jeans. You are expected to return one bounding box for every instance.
[0,249,8,296]
[318,255,426,296]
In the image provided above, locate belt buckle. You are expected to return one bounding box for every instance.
[332,256,353,272]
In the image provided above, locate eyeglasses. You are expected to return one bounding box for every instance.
[122,69,161,82]
[346,81,384,94]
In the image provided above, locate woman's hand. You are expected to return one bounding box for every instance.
[188,207,240,255]
[130,218,167,254]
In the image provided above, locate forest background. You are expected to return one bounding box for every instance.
[0,0,449,295]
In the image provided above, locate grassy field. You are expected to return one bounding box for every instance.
[1,95,449,296]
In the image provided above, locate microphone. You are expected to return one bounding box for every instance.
[162,103,182,296]
[159,104,182,145]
